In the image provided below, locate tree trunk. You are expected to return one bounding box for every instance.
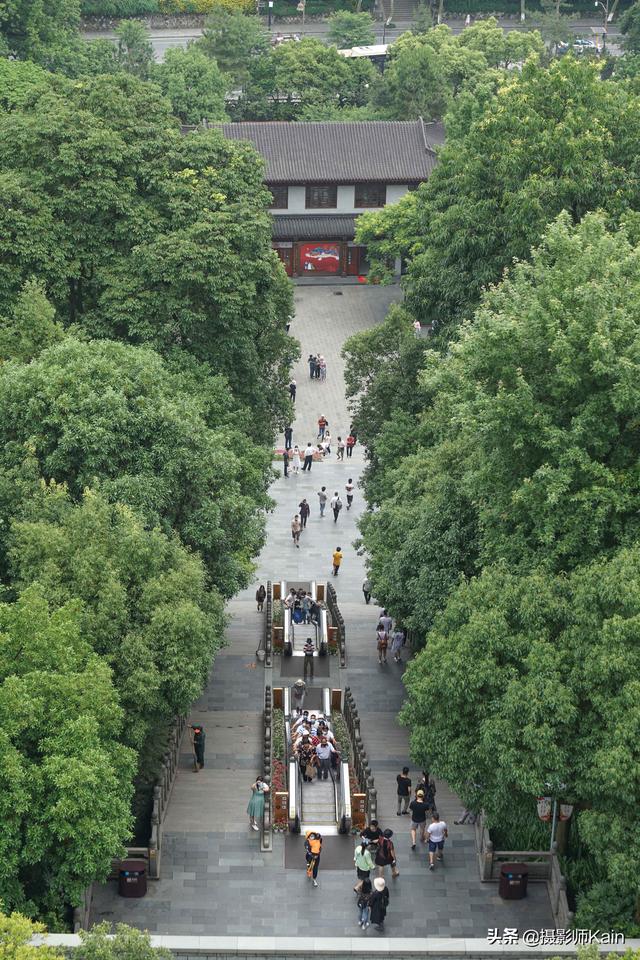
[437,0,443,22]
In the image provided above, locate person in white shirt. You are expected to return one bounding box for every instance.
[315,738,336,780]
[302,442,314,472]
[345,479,355,510]
[426,813,448,870]
[379,610,393,635]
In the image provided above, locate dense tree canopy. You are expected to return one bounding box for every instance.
[327,11,375,48]
[0,587,135,917]
[351,213,640,933]
[358,56,640,335]
[0,338,272,598]
[0,67,295,433]
[9,486,225,745]
[155,46,228,123]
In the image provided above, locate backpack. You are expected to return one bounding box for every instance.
[335,498,342,511]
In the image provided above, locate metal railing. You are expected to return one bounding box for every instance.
[264,580,273,667]
[288,758,301,833]
[336,760,352,834]
[325,582,346,665]
[344,686,377,821]
[261,686,272,852]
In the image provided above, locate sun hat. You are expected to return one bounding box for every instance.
[374,878,386,891]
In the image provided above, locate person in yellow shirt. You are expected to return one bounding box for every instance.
[305,830,323,886]
[332,546,343,576]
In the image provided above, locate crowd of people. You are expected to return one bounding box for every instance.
[374,608,407,664]
[291,710,341,783]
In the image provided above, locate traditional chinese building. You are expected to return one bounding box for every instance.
[217,120,439,277]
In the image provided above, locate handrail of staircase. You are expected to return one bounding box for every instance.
[288,758,301,833]
[338,760,351,834]
[284,608,293,656]
[318,607,328,655]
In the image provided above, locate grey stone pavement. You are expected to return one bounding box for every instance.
[90,284,552,937]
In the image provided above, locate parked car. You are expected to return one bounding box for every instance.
[557,37,598,53]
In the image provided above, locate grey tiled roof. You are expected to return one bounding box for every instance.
[216,121,437,184]
[272,214,358,240]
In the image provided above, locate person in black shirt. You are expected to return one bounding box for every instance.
[190,724,205,772]
[361,819,384,848]
[396,766,411,816]
[409,790,429,850]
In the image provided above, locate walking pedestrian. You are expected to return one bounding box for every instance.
[318,355,327,381]
[305,830,322,886]
[283,448,289,478]
[291,445,301,474]
[303,636,315,678]
[353,838,375,893]
[291,515,301,548]
[308,354,317,379]
[302,591,312,623]
[369,878,389,931]
[337,436,345,460]
[299,498,310,528]
[330,491,343,523]
[324,429,331,455]
[345,478,354,510]
[390,626,404,663]
[332,546,343,577]
[413,319,421,337]
[317,415,328,439]
[356,878,372,928]
[289,378,296,402]
[284,425,293,450]
[189,723,205,772]
[315,736,336,780]
[376,622,388,665]
[256,584,266,612]
[427,813,449,870]
[318,486,328,518]
[302,442,314,472]
[363,578,372,604]
[375,829,399,879]
[346,433,356,458]
[396,767,411,815]
[247,775,269,831]
[314,354,321,379]
[379,609,393,635]
[409,789,429,850]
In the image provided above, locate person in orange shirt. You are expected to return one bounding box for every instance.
[332,546,343,576]
[305,830,323,886]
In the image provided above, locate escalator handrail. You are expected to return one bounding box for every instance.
[288,758,301,833]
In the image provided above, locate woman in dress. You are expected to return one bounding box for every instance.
[376,622,388,665]
[323,430,331,454]
[247,775,270,831]
[390,627,404,663]
[291,445,301,474]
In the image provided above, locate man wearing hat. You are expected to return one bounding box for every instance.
[409,789,429,850]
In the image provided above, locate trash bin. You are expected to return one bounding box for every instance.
[499,862,529,900]
[118,859,147,898]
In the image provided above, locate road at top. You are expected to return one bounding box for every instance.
[82,17,622,61]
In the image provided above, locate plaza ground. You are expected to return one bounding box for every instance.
[90,284,553,937]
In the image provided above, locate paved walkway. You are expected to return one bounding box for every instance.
[90,284,552,937]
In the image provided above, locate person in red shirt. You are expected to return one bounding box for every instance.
[346,434,356,458]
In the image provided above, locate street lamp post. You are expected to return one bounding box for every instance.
[595,0,608,51]
[268,0,273,28]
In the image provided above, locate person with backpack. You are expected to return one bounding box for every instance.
[305,830,322,887]
[375,829,399,880]
[356,878,372,928]
[376,622,389,665]
[330,491,342,523]
[353,837,375,893]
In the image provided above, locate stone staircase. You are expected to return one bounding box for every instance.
[301,775,337,835]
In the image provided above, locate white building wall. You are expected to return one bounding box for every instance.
[279,184,411,214]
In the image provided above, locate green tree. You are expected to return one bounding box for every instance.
[361,56,640,333]
[9,485,225,746]
[0,338,273,598]
[0,587,135,917]
[198,6,269,83]
[154,46,228,123]
[402,549,640,935]
[114,19,154,78]
[0,68,295,433]
[327,11,376,48]
[0,909,63,960]
[0,0,81,64]
[0,280,64,363]
[374,36,451,119]
[532,0,577,55]
[421,212,640,572]
[620,0,640,53]
[76,924,173,960]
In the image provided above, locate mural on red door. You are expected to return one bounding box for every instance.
[299,242,341,273]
